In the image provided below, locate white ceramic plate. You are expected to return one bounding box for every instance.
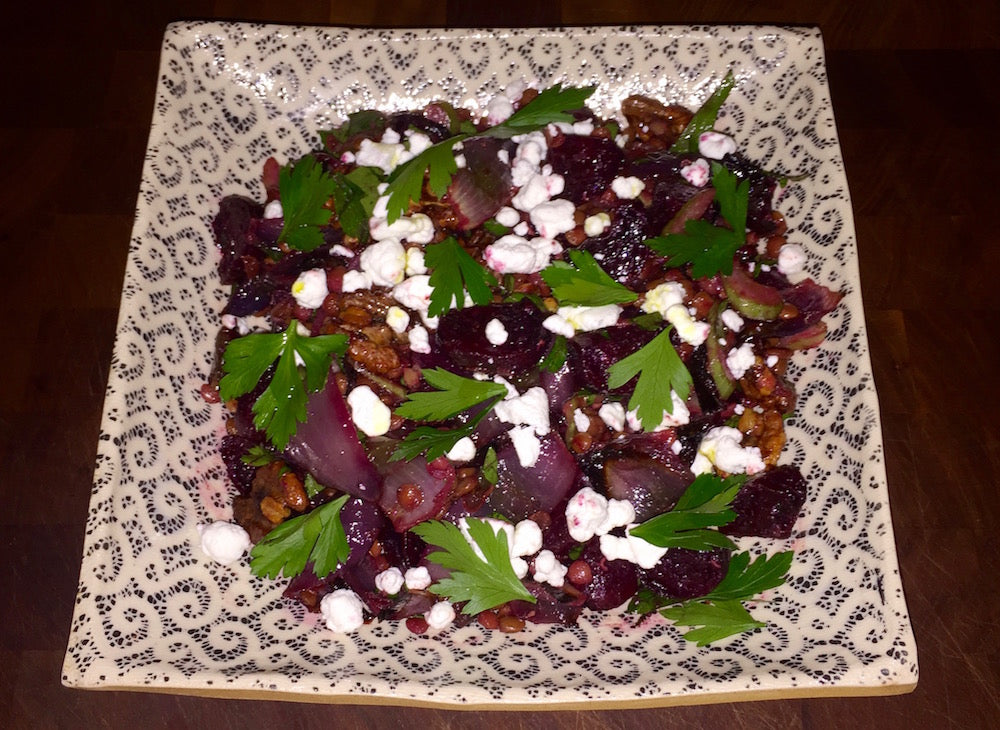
[62,22,918,707]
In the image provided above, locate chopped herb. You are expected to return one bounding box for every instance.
[219,322,348,450]
[411,518,535,615]
[481,84,596,139]
[241,444,279,467]
[277,156,340,251]
[659,600,765,646]
[424,237,497,317]
[249,495,350,580]
[606,326,693,431]
[643,163,749,278]
[539,334,568,373]
[330,166,381,241]
[670,70,736,154]
[303,473,325,499]
[394,368,508,423]
[482,218,510,236]
[481,446,499,485]
[628,473,744,551]
[703,550,794,603]
[540,249,638,306]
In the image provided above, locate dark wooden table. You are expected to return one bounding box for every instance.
[2,1,998,727]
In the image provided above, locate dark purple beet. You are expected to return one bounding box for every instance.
[625,153,704,234]
[580,540,638,611]
[386,112,451,142]
[579,201,662,289]
[377,455,456,532]
[283,567,328,608]
[566,324,654,392]
[487,432,580,521]
[508,582,585,625]
[219,435,260,495]
[755,278,843,339]
[340,497,390,566]
[223,279,274,317]
[638,547,730,600]
[339,552,396,614]
[446,137,512,229]
[213,195,264,285]
[721,464,807,538]
[435,300,551,377]
[539,357,577,414]
[546,135,624,203]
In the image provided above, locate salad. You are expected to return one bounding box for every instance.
[201,76,841,644]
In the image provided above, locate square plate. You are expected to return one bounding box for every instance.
[62,22,917,707]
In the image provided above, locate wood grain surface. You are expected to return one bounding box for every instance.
[1,1,997,727]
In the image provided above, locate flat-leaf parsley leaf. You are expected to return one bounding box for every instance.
[411,518,535,615]
[606,326,693,431]
[249,495,350,580]
[424,237,497,317]
[629,473,744,551]
[394,368,508,422]
[277,156,340,251]
[540,249,638,306]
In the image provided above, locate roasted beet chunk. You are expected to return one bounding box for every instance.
[546,135,624,203]
[219,435,260,495]
[566,324,654,392]
[386,112,451,142]
[638,547,730,600]
[213,195,264,285]
[436,300,551,377]
[721,464,807,538]
[579,201,661,289]
[580,541,638,611]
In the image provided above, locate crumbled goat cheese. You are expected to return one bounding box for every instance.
[484,234,561,274]
[565,487,636,542]
[680,158,711,187]
[392,274,433,312]
[698,131,737,160]
[408,324,431,354]
[508,425,542,468]
[198,521,251,566]
[690,426,766,476]
[341,270,372,292]
[641,281,686,316]
[766,354,779,368]
[485,318,509,345]
[347,385,392,436]
[533,550,568,587]
[549,304,622,335]
[320,589,366,633]
[598,402,627,431]
[355,138,407,174]
[493,386,550,437]
[584,212,611,237]
[665,304,710,346]
[572,408,590,433]
[263,199,284,219]
[385,306,410,334]
[611,175,645,199]
[529,198,576,239]
[291,268,329,309]
[445,436,476,463]
[374,567,405,595]
[512,171,565,211]
[486,95,515,125]
[404,566,432,590]
[777,243,807,276]
[512,519,543,557]
[360,239,407,287]
[721,308,744,332]
[426,601,456,630]
[495,206,521,227]
[599,530,668,570]
[541,314,576,338]
[330,243,355,258]
[371,211,435,244]
[726,342,756,379]
[405,247,427,275]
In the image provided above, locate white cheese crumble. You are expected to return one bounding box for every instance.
[392,274,433,312]
[371,211,435,244]
[485,318,509,345]
[493,386,550,438]
[720,308,745,332]
[355,138,407,174]
[445,436,476,463]
[385,305,410,334]
[564,487,636,543]
[484,234,562,274]
[529,198,577,239]
[509,426,542,468]
[641,281,686,316]
[598,402,627,432]
[680,158,711,187]
[404,566,432,591]
[610,175,645,199]
[495,206,521,227]
[197,521,251,566]
[777,242,807,276]
[426,601,456,630]
[698,131,737,160]
[572,408,590,433]
[626,391,691,431]
[320,589,366,633]
[542,304,622,338]
[512,170,565,211]
[263,199,284,219]
[346,385,392,436]
[690,426,765,476]
[408,324,431,354]
[533,549,568,587]
[359,239,407,287]
[666,304,710,346]
[374,567,405,595]
[291,268,329,310]
[583,212,611,237]
[405,247,427,275]
[766,354,779,368]
[341,270,372,292]
[599,530,668,570]
[330,243,355,258]
[512,519,543,557]
[726,342,756,379]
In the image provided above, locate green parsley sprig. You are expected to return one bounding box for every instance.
[219,321,348,450]
[330,166,381,241]
[424,237,498,317]
[629,473,745,551]
[410,518,535,615]
[670,70,736,154]
[606,326,693,431]
[249,495,351,580]
[540,249,638,306]
[384,85,595,222]
[277,156,340,251]
[644,162,750,278]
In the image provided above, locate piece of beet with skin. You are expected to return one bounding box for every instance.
[721,464,807,538]
[638,547,730,600]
